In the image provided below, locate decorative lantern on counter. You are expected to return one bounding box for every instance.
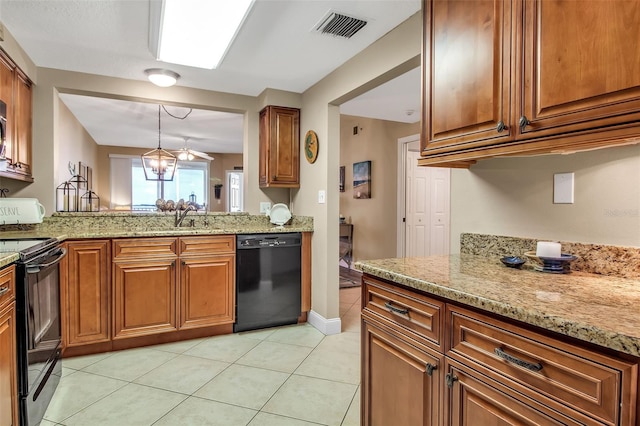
[81,190,101,212]
[68,174,88,211]
[56,181,77,212]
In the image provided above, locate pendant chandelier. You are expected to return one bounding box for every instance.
[141,104,177,181]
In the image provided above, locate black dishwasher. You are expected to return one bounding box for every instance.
[234,233,301,332]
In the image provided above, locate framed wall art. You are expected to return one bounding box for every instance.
[78,161,88,189]
[86,166,93,191]
[353,160,371,199]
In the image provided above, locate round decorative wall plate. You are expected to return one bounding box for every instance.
[304,130,319,164]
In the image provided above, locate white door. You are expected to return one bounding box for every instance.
[400,139,450,257]
[406,145,429,256]
[226,171,243,212]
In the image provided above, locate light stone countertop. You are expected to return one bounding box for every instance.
[0,212,313,267]
[0,253,19,269]
[356,255,640,357]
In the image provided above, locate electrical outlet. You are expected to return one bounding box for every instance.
[553,173,574,204]
[259,202,271,213]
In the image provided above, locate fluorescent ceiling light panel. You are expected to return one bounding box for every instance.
[152,0,254,69]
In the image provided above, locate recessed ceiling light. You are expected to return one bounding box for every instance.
[145,68,180,87]
[149,0,255,69]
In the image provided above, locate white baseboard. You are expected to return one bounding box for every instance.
[308,310,341,335]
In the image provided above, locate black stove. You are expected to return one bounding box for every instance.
[3,236,65,426]
[0,238,59,261]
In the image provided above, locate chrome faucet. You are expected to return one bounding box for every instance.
[175,204,197,227]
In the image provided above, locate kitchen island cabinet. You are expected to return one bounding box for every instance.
[420,0,640,167]
[361,276,444,426]
[0,265,17,426]
[359,257,640,426]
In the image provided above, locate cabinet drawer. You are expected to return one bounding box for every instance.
[113,238,177,260]
[448,305,637,426]
[0,265,15,308]
[179,236,235,256]
[363,276,444,351]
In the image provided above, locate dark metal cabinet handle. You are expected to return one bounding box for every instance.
[426,363,436,376]
[496,120,508,133]
[384,301,409,316]
[518,116,530,130]
[445,372,458,388]
[0,286,9,296]
[272,175,277,181]
[494,347,543,372]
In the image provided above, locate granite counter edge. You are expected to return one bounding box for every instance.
[357,262,640,358]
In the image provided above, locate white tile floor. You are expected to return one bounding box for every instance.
[43,287,362,426]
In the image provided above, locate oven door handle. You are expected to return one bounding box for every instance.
[25,248,67,274]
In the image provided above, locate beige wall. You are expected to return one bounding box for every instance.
[57,99,100,188]
[450,144,640,252]
[298,12,422,320]
[340,115,420,262]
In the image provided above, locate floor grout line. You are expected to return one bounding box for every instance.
[48,294,361,426]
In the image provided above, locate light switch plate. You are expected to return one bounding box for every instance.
[553,173,574,204]
[259,202,271,213]
[318,190,326,204]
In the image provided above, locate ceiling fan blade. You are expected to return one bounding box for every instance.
[190,149,214,161]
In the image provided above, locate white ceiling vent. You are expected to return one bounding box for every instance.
[313,11,367,39]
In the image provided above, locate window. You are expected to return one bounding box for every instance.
[110,155,208,210]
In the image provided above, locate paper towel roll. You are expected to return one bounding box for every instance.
[536,241,561,258]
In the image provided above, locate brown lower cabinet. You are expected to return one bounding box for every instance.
[113,257,178,339]
[62,233,311,356]
[179,236,235,329]
[444,358,585,426]
[62,240,111,347]
[361,274,639,426]
[0,265,17,426]
[362,315,442,426]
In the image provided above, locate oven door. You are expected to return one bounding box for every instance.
[17,246,65,398]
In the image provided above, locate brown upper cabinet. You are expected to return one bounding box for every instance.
[0,49,32,181]
[259,105,300,188]
[420,0,640,167]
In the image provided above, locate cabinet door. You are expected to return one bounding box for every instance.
[0,303,18,426]
[259,105,300,188]
[113,259,177,339]
[422,0,513,155]
[12,70,31,177]
[65,240,111,346]
[179,254,235,329]
[0,53,14,161]
[445,359,589,426]
[362,316,442,426]
[518,0,640,139]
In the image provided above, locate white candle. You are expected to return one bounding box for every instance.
[536,241,561,258]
